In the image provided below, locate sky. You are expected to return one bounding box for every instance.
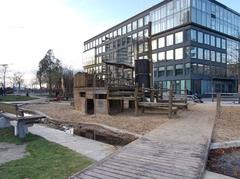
[0,0,239,87]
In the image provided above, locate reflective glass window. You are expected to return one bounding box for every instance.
[158,52,165,61]
[175,31,183,44]
[191,47,197,58]
[211,51,215,61]
[166,50,174,60]
[216,52,221,62]
[158,67,165,77]
[216,37,221,48]
[166,34,174,46]
[211,35,215,46]
[198,31,203,43]
[175,48,183,60]
[204,34,210,45]
[138,18,143,28]
[198,48,204,59]
[185,63,191,75]
[166,66,174,76]
[158,37,165,48]
[144,15,149,25]
[175,64,184,76]
[204,49,210,60]
[152,39,157,50]
[152,53,157,62]
[191,29,197,41]
[222,53,226,63]
[222,39,226,49]
[122,26,126,34]
[132,21,137,30]
[127,23,132,33]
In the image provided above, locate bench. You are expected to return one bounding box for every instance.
[0,103,46,138]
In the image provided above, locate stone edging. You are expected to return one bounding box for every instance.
[210,140,240,150]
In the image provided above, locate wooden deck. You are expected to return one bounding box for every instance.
[70,104,216,179]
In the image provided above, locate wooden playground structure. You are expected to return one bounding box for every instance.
[73,63,188,119]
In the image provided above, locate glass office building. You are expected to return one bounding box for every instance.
[83,0,240,95]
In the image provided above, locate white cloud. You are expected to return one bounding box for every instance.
[0,0,112,87]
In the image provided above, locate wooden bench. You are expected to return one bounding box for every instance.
[138,102,178,115]
[0,103,46,138]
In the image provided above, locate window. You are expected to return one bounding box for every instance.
[152,53,157,62]
[175,31,183,44]
[204,34,210,45]
[192,63,198,74]
[216,37,221,48]
[216,52,221,62]
[139,43,144,53]
[158,52,165,61]
[158,67,165,77]
[198,64,204,74]
[191,47,197,58]
[144,15,149,25]
[191,29,197,41]
[118,28,122,36]
[175,64,184,76]
[204,49,210,60]
[122,26,126,34]
[222,39,226,49]
[166,50,174,60]
[211,51,215,61]
[132,21,137,30]
[198,48,204,59]
[152,39,157,50]
[185,63,190,75]
[127,23,132,33]
[211,35,215,46]
[204,65,210,75]
[166,66,174,76]
[222,53,226,63]
[175,48,183,60]
[158,37,165,48]
[166,34,174,46]
[197,31,203,43]
[138,18,143,28]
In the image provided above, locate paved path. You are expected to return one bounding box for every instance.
[29,124,116,161]
[71,103,216,179]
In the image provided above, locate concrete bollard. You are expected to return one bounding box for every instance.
[17,121,28,139]
[0,117,11,128]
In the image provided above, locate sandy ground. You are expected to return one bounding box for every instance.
[25,102,170,135]
[213,106,240,142]
[0,143,28,165]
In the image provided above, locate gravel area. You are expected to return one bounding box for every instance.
[25,102,170,135]
[213,106,240,142]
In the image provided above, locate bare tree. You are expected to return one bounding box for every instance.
[12,72,24,91]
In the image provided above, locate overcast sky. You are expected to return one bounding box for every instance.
[0,0,239,86]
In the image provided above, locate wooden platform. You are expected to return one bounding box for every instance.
[70,104,216,179]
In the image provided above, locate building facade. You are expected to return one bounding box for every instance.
[82,0,240,95]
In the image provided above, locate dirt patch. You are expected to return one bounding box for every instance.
[24,102,169,135]
[213,106,240,142]
[207,147,240,178]
[0,143,29,165]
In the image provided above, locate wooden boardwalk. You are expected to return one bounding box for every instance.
[70,104,216,179]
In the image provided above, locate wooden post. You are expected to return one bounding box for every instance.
[150,88,154,102]
[216,93,221,119]
[142,83,145,101]
[160,83,163,100]
[184,88,187,104]
[93,74,96,115]
[156,88,159,103]
[168,83,173,119]
[134,84,139,116]
[106,88,110,115]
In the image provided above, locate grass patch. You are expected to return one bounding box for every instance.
[0,128,94,179]
[0,95,38,102]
